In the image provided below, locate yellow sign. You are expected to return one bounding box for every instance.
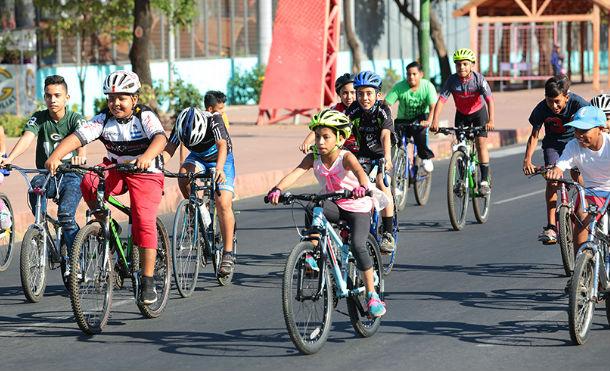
[0,67,14,101]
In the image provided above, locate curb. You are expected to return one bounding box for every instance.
[8,127,530,241]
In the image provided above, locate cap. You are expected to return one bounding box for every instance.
[566,106,607,130]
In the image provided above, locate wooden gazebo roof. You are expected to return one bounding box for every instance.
[452,0,610,90]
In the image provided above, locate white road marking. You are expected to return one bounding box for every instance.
[494,189,546,205]
[490,145,529,159]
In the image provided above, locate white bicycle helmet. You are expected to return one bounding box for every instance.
[591,94,610,115]
[175,107,207,146]
[103,70,141,94]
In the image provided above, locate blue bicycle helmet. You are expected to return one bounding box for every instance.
[353,71,382,90]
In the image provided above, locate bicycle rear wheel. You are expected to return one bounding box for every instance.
[69,221,113,335]
[19,227,48,303]
[282,241,332,355]
[0,193,15,271]
[413,158,432,206]
[568,250,596,345]
[447,151,469,231]
[391,147,409,211]
[347,234,383,337]
[171,200,201,298]
[472,164,491,224]
[558,205,575,277]
[137,217,171,318]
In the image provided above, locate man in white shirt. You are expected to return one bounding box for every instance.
[546,106,610,249]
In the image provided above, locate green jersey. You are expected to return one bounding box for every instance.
[23,109,86,169]
[385,78,437,120]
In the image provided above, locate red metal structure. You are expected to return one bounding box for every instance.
[256,0,340,125]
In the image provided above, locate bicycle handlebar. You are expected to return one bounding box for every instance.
[161,169,213,180]
[438,126,485,136]
[264,190,372,205]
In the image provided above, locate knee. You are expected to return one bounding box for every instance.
[80,172,99,201]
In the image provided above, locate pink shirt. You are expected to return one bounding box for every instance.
[313,150,373,213]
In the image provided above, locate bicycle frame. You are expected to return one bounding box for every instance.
[306,205,380,299]
[452,132,480,198]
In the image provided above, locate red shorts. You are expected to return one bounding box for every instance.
[575,194,608,221]
[80,160,164,249]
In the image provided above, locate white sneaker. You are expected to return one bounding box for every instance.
[422,159,434,173]
[479,180,491,195]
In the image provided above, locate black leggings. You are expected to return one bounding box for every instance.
[306,201,373,271]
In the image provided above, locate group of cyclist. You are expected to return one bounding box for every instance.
[3,44,607,324]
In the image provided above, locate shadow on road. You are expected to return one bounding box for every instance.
[391,262,565,279]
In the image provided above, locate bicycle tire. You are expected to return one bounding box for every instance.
[212,210,237,286]
[171,200,201,298]
[391,147,409,211]
[413,157,432,206]
[0,193,15,271]
[282,241,332,355]
[137,217,172,318]
[447,151,469,231]
[347,234,383,337]
[472,165,491,224]
[19,227,48,303]
[568,250,596,345]
[558,205,575,277]
[69,221,113,335]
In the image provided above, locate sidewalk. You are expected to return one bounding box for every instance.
[2,82,597,238]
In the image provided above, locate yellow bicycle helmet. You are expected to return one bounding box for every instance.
[308,109,352,139]
[453,48,477,63]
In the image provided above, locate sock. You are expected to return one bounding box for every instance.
[382,217,393,234]
[480,163,490,181]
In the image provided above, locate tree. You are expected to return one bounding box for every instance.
[343,0,362,73]
[35,0,133,114]
[393,0,451,83]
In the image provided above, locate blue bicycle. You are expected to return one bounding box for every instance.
[265,190,383,355]
[392,119,433,210]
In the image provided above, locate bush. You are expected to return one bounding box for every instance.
[227,64,265,105]
[155,79,204,114]
[0,114,27,137]
[381,67,401,95]
[93,97,107,114]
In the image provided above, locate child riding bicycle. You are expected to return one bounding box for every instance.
[267,109,386,317]
[162,106,237,277]
[345,70,396,253]
[431,48,495,195]
[45,70,167,305]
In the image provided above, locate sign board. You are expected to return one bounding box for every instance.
[0,64,36,116]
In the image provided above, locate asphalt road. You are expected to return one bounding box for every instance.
[2,146,610,371]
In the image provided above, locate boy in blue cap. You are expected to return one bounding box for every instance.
[545,106,610,249]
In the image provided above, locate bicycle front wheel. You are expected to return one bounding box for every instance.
[282,241,332,355]
[19,227,48,303]
[137,217,171,318]
[568,250,596,345]
[391,147,409,211]
[0,193,15,271]
[472,165,491,224]
[347,234,383,337]
[558,205,575,277]
[69,221,113,335]
[413,157,432,206]
[447,151,469,231]
[171,200,201,298]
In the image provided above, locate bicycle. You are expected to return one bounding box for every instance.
[67,163,171,334]
[364,158,399,275]
[0,189,14,272]
[6,165,74,301]
[163,168,238,298]
[544,179,610,344]
[438,126,491,231]
[392,119,433,210]
[265,190,384,355]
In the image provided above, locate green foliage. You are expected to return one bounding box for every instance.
[93,97,107,114]
[155,79,204,114]
[152,0,197,26]
[227,65,266,105]
[0,114,27,137]
[381,68,401,95]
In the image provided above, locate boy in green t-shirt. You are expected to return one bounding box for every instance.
[384,61,437,172]
[0,75,86,271]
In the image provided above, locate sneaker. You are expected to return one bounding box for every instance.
[538,226,557,245]
[479,180,491,195]
[141,276,158,305]
[63,261,83,279]
[218,252,235,277]
[366,292,386,317]
[422,159,434,173]
[380,232,395,253]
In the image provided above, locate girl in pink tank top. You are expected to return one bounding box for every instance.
[267,109,387,318]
